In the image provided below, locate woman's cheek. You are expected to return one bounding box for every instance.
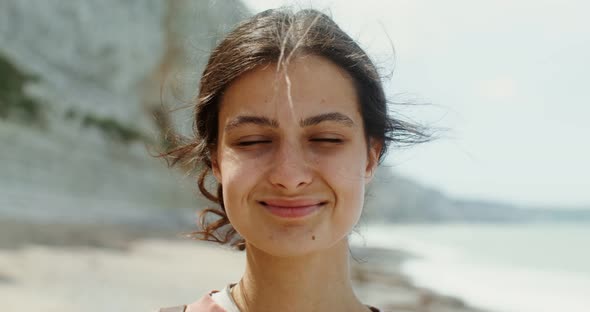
[314,148,366,181]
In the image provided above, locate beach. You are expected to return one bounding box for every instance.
[0,219,486,312]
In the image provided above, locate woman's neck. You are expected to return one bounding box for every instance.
[231,238,370,312]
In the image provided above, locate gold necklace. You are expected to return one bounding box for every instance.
[230,279,249,312]
[232,281,377,312]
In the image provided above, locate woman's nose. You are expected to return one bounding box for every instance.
[267,141,313,191]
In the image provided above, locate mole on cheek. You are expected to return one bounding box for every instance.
[311,235,316,240]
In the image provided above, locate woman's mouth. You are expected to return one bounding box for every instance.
[259,199,326,218]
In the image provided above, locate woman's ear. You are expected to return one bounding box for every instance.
[365,138,383,183]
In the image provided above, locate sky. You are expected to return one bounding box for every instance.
[242,0,590,208]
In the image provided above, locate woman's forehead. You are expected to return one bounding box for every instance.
[219,55,360,122]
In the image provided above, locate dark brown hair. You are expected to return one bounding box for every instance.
[161,8,430,250]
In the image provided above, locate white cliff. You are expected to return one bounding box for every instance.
[0,0,249,226]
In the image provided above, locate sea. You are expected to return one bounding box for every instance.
[351,222,590,312]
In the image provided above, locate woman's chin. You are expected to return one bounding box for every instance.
[243,233,324,257]
[245,230,348,258]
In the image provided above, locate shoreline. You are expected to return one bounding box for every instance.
[350,246,487,312]
[0,219,487,312]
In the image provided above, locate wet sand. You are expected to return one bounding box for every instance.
[0,219,487,312]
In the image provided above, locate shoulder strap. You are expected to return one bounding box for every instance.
[159,305,186,312]
[158,291,226,312]
[185,292,227,312]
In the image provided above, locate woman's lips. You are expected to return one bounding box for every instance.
[259,199,326,218]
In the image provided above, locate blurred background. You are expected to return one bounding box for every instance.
[1,0,588,311]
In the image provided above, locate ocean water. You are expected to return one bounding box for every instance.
[351,223,590,312]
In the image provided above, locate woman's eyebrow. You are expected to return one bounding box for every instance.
[300,112,355,127]
[224,112,354,132]
[225,115,279,131]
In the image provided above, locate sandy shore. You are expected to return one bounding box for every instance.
[0,219,487,312]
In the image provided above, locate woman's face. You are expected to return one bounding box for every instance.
[212,55,380,257]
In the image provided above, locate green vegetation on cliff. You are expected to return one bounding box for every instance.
[0,55,42,123]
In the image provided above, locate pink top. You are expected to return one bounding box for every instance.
[159,290,226,312]
[186,290,227,312]
[159,289,381,312]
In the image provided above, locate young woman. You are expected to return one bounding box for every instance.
[159,7,428,312]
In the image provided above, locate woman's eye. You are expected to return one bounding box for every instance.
[237,140,272,146]
[310,138,343,144]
